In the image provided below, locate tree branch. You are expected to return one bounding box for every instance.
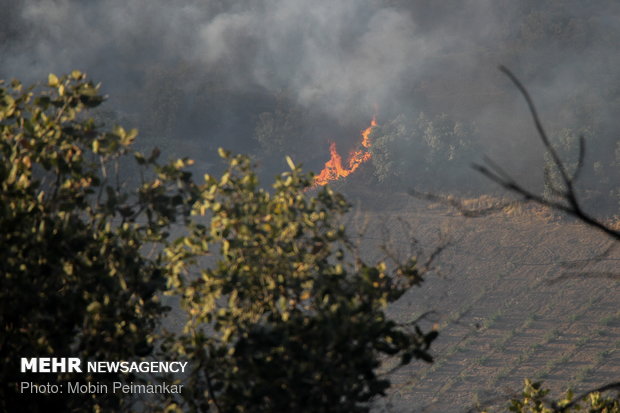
[473,66,620,241]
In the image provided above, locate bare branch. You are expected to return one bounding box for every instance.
[571,135,586,183]
[473,66,620,241]
[498,66,573,190]
[462,66,620,413]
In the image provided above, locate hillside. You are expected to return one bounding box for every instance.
[341,191,620,412]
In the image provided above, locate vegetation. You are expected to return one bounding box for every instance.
[500,380,620,413]
[2,2,620,412]
[1,73,437,412]
[162,149,438,412]
[473,67,620,412]
[543,126,620,215]
[369,113,479,191]
[0,72,199,412]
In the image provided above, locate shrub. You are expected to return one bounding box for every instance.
[162,152,437,412]
[0,72,196,412]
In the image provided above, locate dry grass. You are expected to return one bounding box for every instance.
[340,191,620,412]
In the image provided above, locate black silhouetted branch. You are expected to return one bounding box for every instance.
[473,66,620,241]
[462,66,620,413]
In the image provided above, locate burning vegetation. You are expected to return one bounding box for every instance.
[314,116,378,186]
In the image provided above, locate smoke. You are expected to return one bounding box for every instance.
[1,1,424,112]
[1,0,619,194]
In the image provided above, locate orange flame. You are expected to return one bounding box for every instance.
[314,116,377,186]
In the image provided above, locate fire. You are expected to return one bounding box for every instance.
[314,116,377,186]
[361,116,377,148]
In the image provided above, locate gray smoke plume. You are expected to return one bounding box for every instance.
[1,0,619,196]
[2,1,432,117]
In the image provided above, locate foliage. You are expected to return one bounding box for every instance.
[1,73,437,412]
[370,112,479,191]
[489,380,620,413]
[162,151,437,412]
[0,72,196,412]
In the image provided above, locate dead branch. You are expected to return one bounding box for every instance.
[473,66,620,241]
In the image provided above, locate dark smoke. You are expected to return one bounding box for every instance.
[1,0,619,202]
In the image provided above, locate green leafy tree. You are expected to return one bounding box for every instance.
[0,72,196,412]
[1,73,437,412]
[162,152,437,413]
